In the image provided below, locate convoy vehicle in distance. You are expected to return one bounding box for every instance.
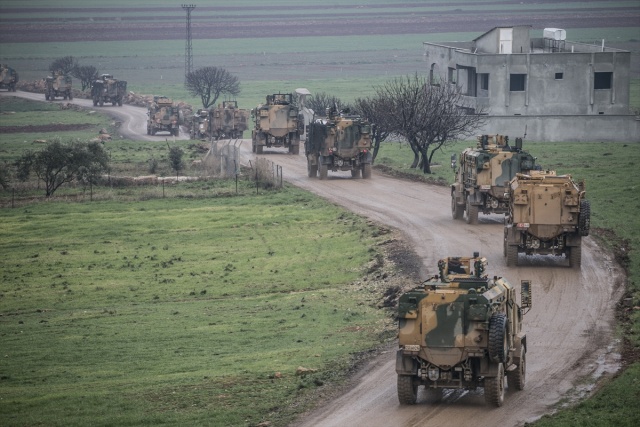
[147,96,180,136]
[451,134,537,224]
[251,93,302,154]
[504,171,590,268]
[91,74,127,107]
[210,101,250,140]
[0,64,18,92]
[397,253,531,407]
[44,71,72,101]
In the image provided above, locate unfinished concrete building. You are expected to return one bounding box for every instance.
[423,26,638,142]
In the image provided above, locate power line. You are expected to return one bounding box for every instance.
[182,4,196,84]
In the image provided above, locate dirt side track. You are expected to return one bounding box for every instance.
[0,91,625,427]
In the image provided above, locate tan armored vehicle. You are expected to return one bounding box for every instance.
[451,135,537,224]
[305,107,373,179]
[397,254,531,407]
[91,74,127,107]
[0,64,18,92]
[211,101,250,140]
[147,96,180,136]
[45,71,72,101]
[251,93,302,154]
[504,171,590,268]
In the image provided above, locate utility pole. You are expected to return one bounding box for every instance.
[182,4,196,84]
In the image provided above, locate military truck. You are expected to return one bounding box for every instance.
[147,96,180,136]
[305,107,373,179]
[190,109,210,140]
[397,254,531,407]
[211,101,250,140]
[504,171,590,268]
[0,64,18,92]
[451,134,537,224]
[91,74,127,107]
[251,93,302,154]
[44,71,72,101]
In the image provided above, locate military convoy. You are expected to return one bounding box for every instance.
[305,107,373,179]
[0,64,18,92]
[147,96,181,136]
[190,102,250,140]
[190,108,211,140]
[504,171,590,268]
[91,74,127,107]
[44,71,73,101]
[397,254,531,407]
[251,93,302,154]
[451,135,537,224]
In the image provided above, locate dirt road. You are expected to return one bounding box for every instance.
[249,149,623,427]
[2,92,624,426]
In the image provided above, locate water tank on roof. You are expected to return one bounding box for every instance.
[543,28,566,41]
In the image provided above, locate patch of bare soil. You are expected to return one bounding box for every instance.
[0,123,95,133]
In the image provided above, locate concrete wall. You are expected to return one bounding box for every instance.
[473,115,640,142]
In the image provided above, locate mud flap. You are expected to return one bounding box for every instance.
[480,358,501,377]
[395,350,418,375]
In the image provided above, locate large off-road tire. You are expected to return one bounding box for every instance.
[292,144,300,155]
[351,168,361,178]
[465,198,478,225]
[397,375,418,405]
[319,162,328,180]
[99,99,104,107]
[307,160,317,178]
[173,128,179,137]
[362,163,372,179]
[507,347,526,391]
[93,98,98,106]
[569,243,582,269]
[579,200,591,236]
[488,313,508,363]
[484,363,505,407]
[118,98,123,106]
[506,242,518,267]
[451,193,463,220]
[256,144,263,154]
[45,93,50,101]
[68,91,73,100]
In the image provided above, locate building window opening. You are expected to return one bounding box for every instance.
[510,74,526,92]
[448,67,457,84]
[480,73,489,90]
[594,72,612,90]
[555,72,564,80]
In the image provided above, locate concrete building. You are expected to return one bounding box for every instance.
[423,26,639,142]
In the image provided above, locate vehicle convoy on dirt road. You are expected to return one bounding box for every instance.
[44,70,72,101]
[304,106,373,179]
[147,95,181,136]
[91,73,127,107]
[504,170,590,268]
[451,134,538,224]
[251,93,302,154]
[396,254,531,407]
[0,64,18,92]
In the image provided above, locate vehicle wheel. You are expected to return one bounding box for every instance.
[579,200,590,236]
[351,168,361,178]
[397,375,418,405]
[362,163,372,179]
[465,198,478,225]
[488,313,508,363]
[93,99,98,106]
[173,128,179,137]
[507,347,526,391]
[45,93,49,101]
[319,162,328,180]
[69,92,73,100]
[451,193,463,220]
[484,363,505,407]
[151,128,156,136]
[506,243,518,267]
[308,160,318,178]
[63,95,67,100]
[569,243,582,269]
[99,99,104,107]
[256,145,263,154]
[118,99,123,106]
[292,144,300,155]
[146,126,151,135]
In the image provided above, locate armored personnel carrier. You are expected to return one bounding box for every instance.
[504,171,590,268]
[251,93,302,154]
[0,64,18,92]
[397,254,531,407]
[147,96,180,136]
[45,71,72,101]
[305,106,373,179]
[91,74,126,107]
[211,101,250,140]
[451,135,537,224]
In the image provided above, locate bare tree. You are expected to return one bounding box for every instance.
[352,96,392,164]
[376,73,485,173]
[49,56,78,75]
[306,92,345,117]
[185,67,240,109]
[72,65,99,91]
[15,138,109,197]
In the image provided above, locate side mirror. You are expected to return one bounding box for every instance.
[450,154,457,169]
[520,280,532,311]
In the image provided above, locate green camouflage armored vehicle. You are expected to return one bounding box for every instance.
[305,106,373,179]
[147,96,180,136]
[0,64,18,92]
[397,254,531,407]
[91,74,127,107]
[504,171,590,268]
[190,108,210,140]
[45,71,72,101]
[451,135,537,224]
[251,93,302,154]
[211,101,250,140]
